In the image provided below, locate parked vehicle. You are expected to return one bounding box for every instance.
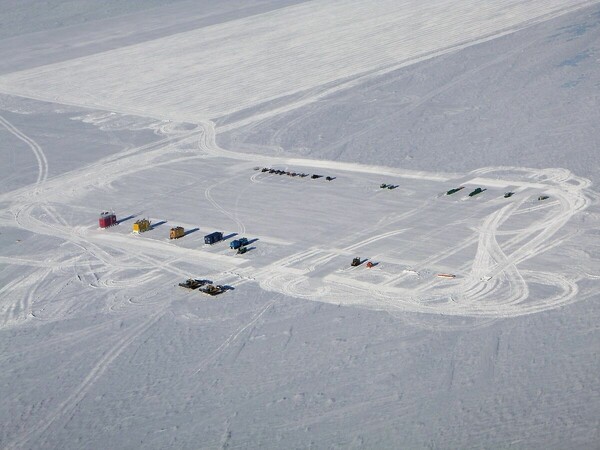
[204,231,223,245]
[446,187,464,195]
[133,218,151,233]
[170,226,185,239]
[98,211,117,228]
[468,187,485,197]
[351,257,361,267]
[199,284,224,296]
[230,237,249,250]
[178,278,210,289]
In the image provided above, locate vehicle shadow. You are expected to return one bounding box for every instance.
[151,220,167,229]
[184,227,199,237]
[117,214,136,225]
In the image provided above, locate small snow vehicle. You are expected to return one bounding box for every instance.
[504,192,514,198]
[351,257,361,267]
[179,278,209,289]
[468,187,485,197]
[446,187,464,195]
[199,284,224,296]
[230,237,249,250]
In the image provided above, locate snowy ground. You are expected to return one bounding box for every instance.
[1,1,599,449]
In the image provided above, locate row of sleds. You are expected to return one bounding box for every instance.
[446,186,549,201]
[257,167,335,181]
[178,278,225,295]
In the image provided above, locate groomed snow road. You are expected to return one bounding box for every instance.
[0,0,597,123]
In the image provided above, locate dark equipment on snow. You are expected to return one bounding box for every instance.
[178,278,210,290]
[504,192,514,198]
[204,231,223,245]
[199,284,224,296]
[468,187,486,197]
[351,257,361,267]
[230,237,249,250]
[446,187,464,195]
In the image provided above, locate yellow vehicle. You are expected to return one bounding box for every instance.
[132,218,151,234]
[170,226,185,239]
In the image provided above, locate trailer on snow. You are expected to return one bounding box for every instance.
[204,231,223,245]
[98,211,117,228]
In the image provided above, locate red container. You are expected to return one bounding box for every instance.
[99,212,117,228]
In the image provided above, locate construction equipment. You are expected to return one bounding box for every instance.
[178,278,209,289]
[98,211,117,228]
[230,237,249,250]
[237,246,248,255]
[351,257,361,267]
[199,284,224,296]
[170,226,185,239]
[133,218,151,233]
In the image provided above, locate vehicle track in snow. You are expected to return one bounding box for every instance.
[0,114,48,187]
[2,113,597,321]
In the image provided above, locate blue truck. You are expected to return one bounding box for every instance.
[229,237,249,250]
[204,231,223,245]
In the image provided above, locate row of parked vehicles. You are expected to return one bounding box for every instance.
[178,278,225,295]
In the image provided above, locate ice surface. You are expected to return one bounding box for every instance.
[1,1,599,449]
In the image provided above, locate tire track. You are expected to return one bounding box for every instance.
[194,300,274,375]
[0,114,48,187]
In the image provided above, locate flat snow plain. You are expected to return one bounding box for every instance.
[0,1,599,448]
